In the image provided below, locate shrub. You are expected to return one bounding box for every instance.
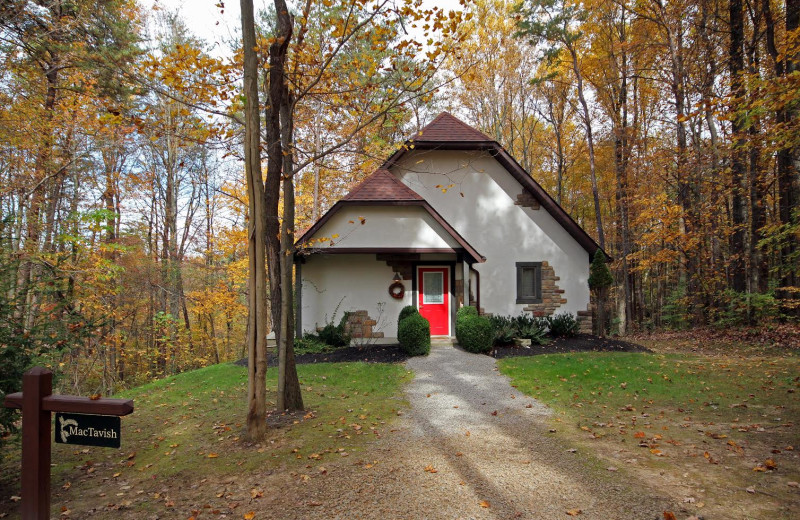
[457,314,494,353]
[547,313,579,337]
[517,321,549,345]
[457,306,478,319]
[318,312,351,347]
[294,335,333,355]
[713,290,782,327]
[398,305,419,323]
[398,313,430,356]
[489,315,516,346]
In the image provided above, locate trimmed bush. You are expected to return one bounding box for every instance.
[457,306,478,319]
[398,312,430,356]
[547,313,579,337]
[397,305,419,337]
[398,305,419,323]
[457,314,493,353]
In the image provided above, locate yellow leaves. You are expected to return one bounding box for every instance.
[424,464,438,473]
[207,453,219,458]
[479,500,491,508]
[243,512,256,520]
[566,508,582,516]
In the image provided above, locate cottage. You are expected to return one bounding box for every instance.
[295,112,603,342]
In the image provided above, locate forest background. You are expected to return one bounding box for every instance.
[1,0,798,432]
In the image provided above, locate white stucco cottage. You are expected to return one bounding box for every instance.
[295,112,603,342]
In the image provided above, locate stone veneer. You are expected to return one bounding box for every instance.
[577,306,593,334]
[523,261,566,316]
[523,262,593,333]
[343,310,384,339]
[514,190,540,209]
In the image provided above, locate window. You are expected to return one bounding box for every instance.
[516,262,542,304]
[422,271,444,303]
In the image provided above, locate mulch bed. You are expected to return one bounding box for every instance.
[235,334,648,366]
[491,333,650,359]
[234,343,411,367]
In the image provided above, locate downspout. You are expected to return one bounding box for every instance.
[294,258,302,338]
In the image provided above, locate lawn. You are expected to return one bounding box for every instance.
[499,350,800,519]
[0,361,410,518]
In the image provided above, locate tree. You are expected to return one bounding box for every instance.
[515,0,605,250]
[589,249,613,337]
[240,0,270,439]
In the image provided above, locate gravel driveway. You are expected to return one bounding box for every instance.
[274,344,674,519]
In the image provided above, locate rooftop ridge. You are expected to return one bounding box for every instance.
[343,168,423,201]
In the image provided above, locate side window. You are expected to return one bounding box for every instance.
[516,262,542,304]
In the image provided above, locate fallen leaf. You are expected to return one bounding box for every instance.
[208,453,219,458]
[424,465,438,473]
[663,513,677,520]
[765,459,777,470]
[634,432,646,439]
[62,481,71,490]
[479,500,490,508]
[566,509,582,516]
[243,512,256,520]
[250,489,263,499]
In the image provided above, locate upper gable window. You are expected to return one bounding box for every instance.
[516,262,542,304]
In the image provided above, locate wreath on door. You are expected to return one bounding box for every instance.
[388,281,405,299]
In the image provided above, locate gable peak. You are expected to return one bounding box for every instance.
[412,112,493,143]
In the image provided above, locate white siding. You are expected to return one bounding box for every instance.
[304,205,459,250]
[392,149,591,317]
[300,254,413,341]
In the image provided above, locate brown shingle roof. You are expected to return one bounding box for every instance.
[343,168,423,201]
[412,112,493,142]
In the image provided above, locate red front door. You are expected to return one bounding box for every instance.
[418,267,450,336]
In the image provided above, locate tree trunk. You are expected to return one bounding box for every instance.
[568,43,605,250]
[278,87,304,412]
[240,0,269,441]
[729,0,747,293]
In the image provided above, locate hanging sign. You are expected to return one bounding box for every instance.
[54,412,121,448]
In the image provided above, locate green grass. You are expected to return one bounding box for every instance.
[498,352,800,430]
[498,351,800,518]
[96,362,410,477]
[1,361,410,516]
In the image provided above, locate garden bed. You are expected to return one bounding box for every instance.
[235,334,649,366]
[491,333,649,358]
[235,343,410,367]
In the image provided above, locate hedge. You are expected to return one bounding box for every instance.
[398,312,430,356]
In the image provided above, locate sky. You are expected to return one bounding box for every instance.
[142,0,464,55]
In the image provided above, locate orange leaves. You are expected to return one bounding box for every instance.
[479,500,491,508]
[424,464,438,473]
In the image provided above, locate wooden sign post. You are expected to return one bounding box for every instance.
[3,366,134,520]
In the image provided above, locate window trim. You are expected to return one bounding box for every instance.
[516,262,542,304]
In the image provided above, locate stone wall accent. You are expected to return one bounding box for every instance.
[515,191,540,210]
[523,261,567,317]
[343,310,384,339]
[376,254,418,280]
[577,306,593,334]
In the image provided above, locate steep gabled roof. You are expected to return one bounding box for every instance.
[382,112,608,260]
[412,112,494,143]
[296,168,485,263]
[343,168,422,201]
